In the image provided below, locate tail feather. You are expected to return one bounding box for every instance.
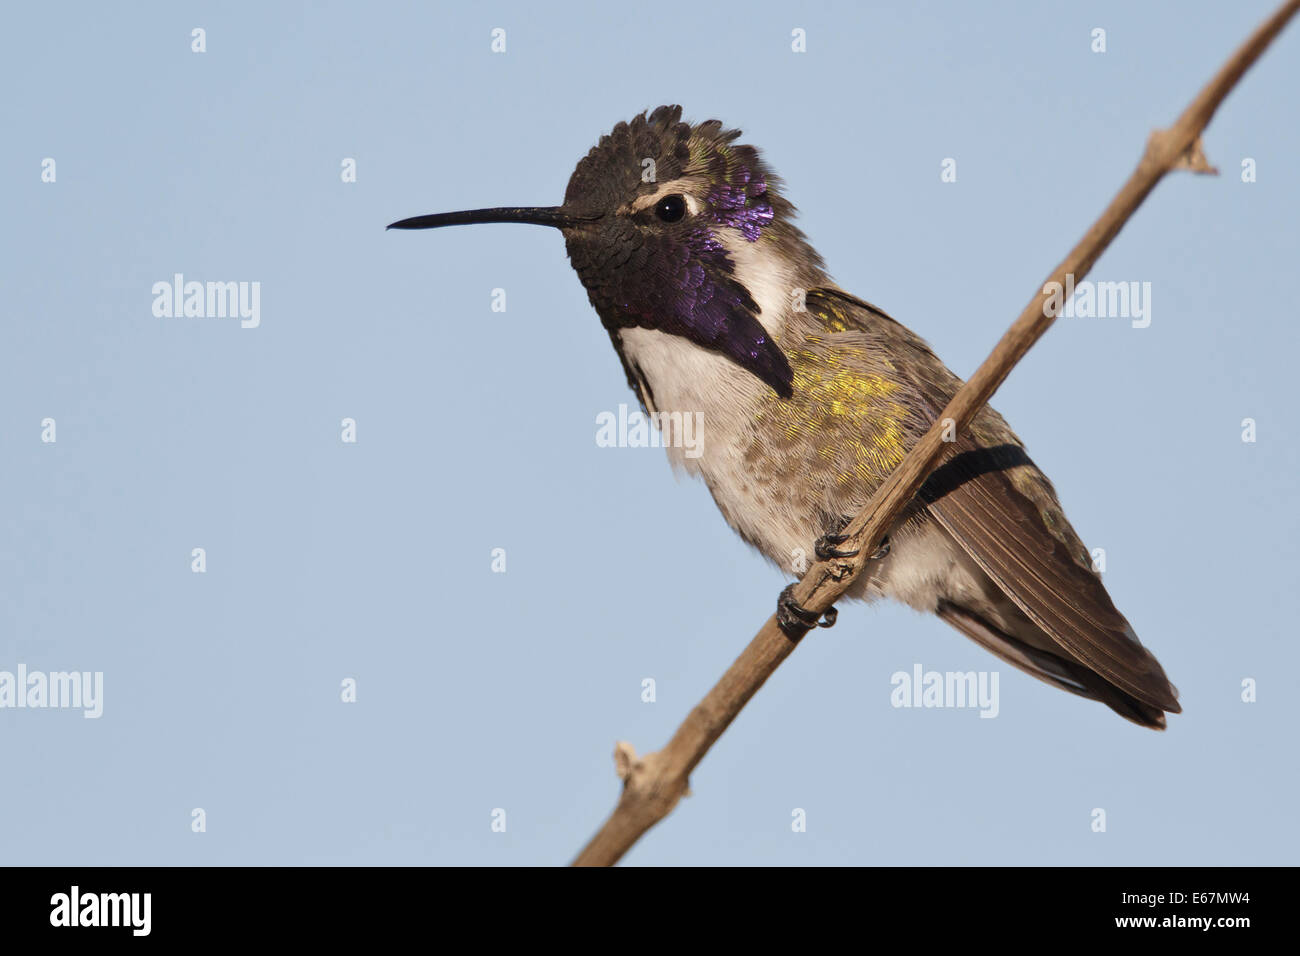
[936,600,1169,730]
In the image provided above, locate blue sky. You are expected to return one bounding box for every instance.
[1,0,1297,865]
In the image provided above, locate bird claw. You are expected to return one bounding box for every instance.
[814,531,860,561]
[777,584,838,639]
[814,515,860,561]
[814,515,891,563]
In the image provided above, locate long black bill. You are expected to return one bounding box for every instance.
[387,206,597,230]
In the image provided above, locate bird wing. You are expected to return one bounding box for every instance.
[919,440,1180,714]
[805,288,1180,715]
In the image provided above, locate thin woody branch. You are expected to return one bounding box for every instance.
[572,0,1300,867]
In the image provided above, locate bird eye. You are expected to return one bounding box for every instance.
[654,194,687,223]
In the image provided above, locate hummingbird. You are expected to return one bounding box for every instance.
[390,105,1180,729]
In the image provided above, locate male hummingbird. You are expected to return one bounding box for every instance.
[391,105,1180,729]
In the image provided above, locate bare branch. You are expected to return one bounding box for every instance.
[572,0,1300,867]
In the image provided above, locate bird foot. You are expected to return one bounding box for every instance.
[814,516,891,563]
[777,584,838,639]
[814,515,859,560]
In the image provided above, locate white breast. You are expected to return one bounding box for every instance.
[615,235,811,563]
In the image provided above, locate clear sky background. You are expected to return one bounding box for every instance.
[2,1,1296,866]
